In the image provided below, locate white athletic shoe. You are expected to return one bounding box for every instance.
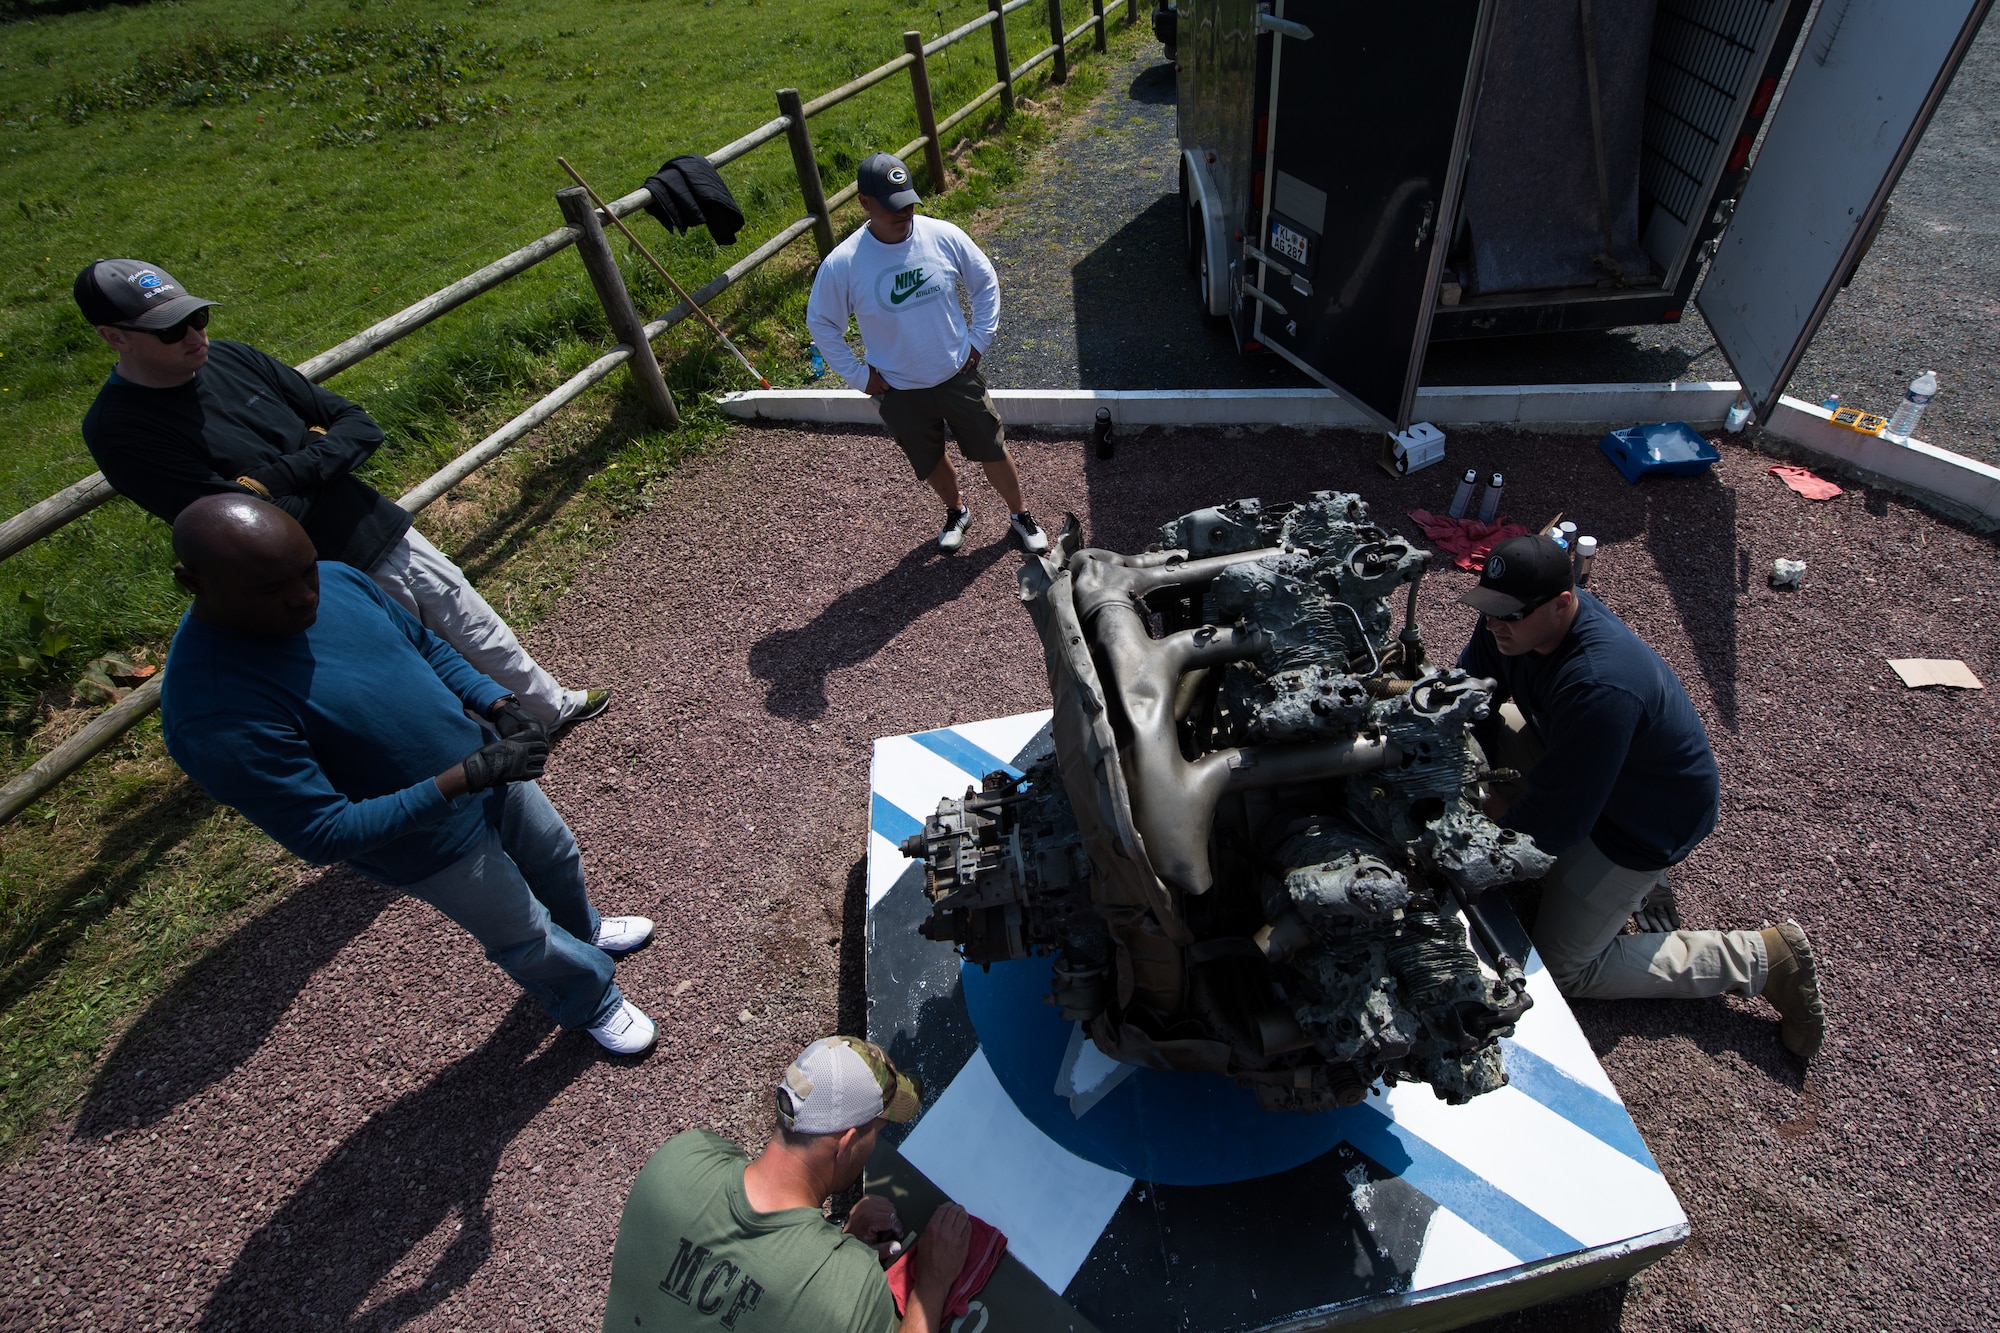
[593,915,655,955]
[938,507,972,553]
[586,998,657,1054]
[1010,510,1050,555]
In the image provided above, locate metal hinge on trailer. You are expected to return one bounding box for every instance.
[1242,242,1293,277]
[1256,11,1312,39]
[1243,283,1290,316]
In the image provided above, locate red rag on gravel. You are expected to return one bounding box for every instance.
[1768,464,1843,500]
[1405,509,1531,571]
[886,1213,1008,1320]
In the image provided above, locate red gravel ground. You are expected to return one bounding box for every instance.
[3,422,1995,1332]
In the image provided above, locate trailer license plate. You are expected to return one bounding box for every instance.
[1270,220,1310,266]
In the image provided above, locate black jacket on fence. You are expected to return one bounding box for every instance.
[80,339,412,571]
[643,154,745,246]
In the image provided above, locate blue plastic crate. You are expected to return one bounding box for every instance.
[1598,421,1721,484]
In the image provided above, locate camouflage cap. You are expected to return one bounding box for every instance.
[776,1036,921,1135]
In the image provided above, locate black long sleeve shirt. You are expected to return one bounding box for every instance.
[1458,589,1719,872]
[80,339,411,571]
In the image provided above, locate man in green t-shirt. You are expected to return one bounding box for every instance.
[603,1036,971,1331]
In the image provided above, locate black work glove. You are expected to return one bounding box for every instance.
[461,734,548,793]
[489,696,546,742]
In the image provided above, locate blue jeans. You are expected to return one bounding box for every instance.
[400,781,621,1030]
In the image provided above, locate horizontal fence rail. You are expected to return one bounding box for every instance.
[0,0,1132,826]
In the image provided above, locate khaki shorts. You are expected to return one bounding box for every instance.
[874,366,1007,479]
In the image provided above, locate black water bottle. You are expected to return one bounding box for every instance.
[1093,407,1114,460]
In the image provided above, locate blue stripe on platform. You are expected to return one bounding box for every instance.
[910,728,1022,782]
[1500,1040,1658,1171]
[1343,1106,1582,1265]
[871,794,924,848]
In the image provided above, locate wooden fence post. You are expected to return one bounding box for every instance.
[988,0,1015,114]
[904,32,950,192]
[778,88,836,258]
[1048,0,1069,82]
[1092,0,1107,51]
[555,187,680,429]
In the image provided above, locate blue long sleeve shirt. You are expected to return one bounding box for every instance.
[162,564,512,886]
[1458,589,1719,872]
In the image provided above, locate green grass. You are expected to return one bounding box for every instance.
[0,0,1144,1157]
[0,0,1109,705]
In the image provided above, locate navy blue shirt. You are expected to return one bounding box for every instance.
[162,564,511,885]
[1458,589,1719,872]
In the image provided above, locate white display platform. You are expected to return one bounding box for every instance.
[863,711,1687,1332]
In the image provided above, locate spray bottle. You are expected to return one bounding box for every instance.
[1447,468,1479,519]
[1573,536,1597,587]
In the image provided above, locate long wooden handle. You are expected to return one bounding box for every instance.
[557,157,771,389]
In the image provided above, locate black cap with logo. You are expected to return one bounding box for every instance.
[856,152,921,210]
[1457,534,1574,619]
[73,259,216,330]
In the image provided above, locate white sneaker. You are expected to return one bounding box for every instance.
[593,915,655,955]
[586,998,657,1054]
[1010,510,1050,555]
[938,507,972,553]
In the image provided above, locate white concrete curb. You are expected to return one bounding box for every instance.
[714,383,2000,523]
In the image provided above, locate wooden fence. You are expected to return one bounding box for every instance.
[0,0,1137,826]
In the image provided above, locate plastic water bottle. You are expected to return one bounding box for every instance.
[1724,394,1752,433]
[807,342,828,380]
[1884,370,1937,442]
[1820,392,1841,412]
[1476,472,1504,524]
[1447,468,1479,519]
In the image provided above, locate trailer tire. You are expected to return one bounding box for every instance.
[1190,212,1219,322]
[1180,161,1199,276]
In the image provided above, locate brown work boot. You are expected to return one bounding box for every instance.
[1759,921,1826,1061]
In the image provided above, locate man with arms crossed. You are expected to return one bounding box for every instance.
[806,153,1049,556]
[1459,535,1826,1060]
[603,1036,971,1330]
[161,494,656,1053]
[75,258,606,732]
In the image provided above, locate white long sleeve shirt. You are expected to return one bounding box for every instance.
[804,215,1000,391]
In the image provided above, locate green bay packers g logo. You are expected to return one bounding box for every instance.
[878,265,937,309]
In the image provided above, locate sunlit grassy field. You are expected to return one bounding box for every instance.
[0,0,1141,1154]
[0,0,1079,690]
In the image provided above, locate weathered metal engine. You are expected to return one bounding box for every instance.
[902,493,1557,1111]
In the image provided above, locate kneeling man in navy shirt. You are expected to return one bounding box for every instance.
[160,494,656,1053]
[1459,536,1824,1060]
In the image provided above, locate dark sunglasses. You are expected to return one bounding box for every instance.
[1490,594,1557,623]
[117,307,211,344]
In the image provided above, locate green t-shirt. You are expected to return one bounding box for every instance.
[602,1130,899,1333]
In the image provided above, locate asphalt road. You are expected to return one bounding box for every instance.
[977,17,2000,467]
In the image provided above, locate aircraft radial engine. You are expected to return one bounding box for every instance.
[902,493,1555,1111]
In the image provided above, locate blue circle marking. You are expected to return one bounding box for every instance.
[960,954,1362,1185]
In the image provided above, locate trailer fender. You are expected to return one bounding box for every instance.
[1180,150,1234,319]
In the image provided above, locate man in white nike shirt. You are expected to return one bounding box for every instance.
[806,152,1048,555]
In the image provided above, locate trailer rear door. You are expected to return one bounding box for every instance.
[1251,0,1493,430]
[1698,0,1993,422]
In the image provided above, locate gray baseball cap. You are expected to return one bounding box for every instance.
[857,152,921,210]
[73,259,216,330]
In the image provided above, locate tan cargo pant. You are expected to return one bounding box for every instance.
[368,527,585,725]
[1487,703,1767,1001]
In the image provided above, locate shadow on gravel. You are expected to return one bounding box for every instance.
[197,997,593,1332]
[1575,995,1803,1092]
[72,868,394,1140]
[1126,60,1177,104]
[837,856,868,1039]
[748,538,1013,719]
[1647,475,1740,732]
